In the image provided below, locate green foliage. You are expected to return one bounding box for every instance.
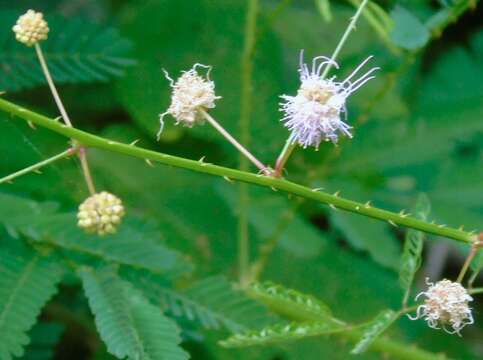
[126,272,274,333]
[79,266,189,360]
[21,322,64,360]
[390,5,430,50]
[247,282,336,324]
[0,245,63,360]
[0,0,481,359]
[0,193,191,277]
[350,310,398,354]
[220,321,348,348]
[399,194,431,302]
[0,11,135,92]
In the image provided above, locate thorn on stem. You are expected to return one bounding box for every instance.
[223,176,234,183]
[329,204,338,211]
[129,139,140,146]
[145,159,154,167]
[33,169,42,174]
[311,187,324,192]
[364,201,372,208]
[388,220,398,227]
[27,121,36,129]
[333,190,341,197]
[270,186,278,192]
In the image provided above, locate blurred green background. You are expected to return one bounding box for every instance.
[0,0,482,359]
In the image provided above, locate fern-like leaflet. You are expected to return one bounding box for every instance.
[0,11,135,91]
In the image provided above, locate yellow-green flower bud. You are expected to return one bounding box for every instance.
[13,10,49,47]
[77,191,125,236]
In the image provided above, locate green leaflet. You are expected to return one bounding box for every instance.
[399,194,430,304]
[220,321,348,347]
[330,210,400,270]
[26,213,193,277]
[0,11,135,91]
[350,309,398,354]
[125,271,273,333]
[247,282,336,324]
[0,246,63,360]
[0,192,192,277]
[79,266,189,360]
[390,6,430,50]
[21,322,64,360]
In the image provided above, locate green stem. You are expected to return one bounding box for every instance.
[238,0,259,286]
[320,0,370,79]
[0,97,476,244]
[470,287,483,295]
[0,147,75,185]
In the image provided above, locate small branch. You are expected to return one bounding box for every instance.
[0,148,76,185]
[78,147,96,195]
[201,110,270,175]
[0,97,477,245]
[457,241,482,283]
[320,0,370,79]
[274,135,296,177]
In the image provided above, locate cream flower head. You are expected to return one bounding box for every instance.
[77,192,125,236]
[13,10,49,47]
[408,278,474,335]
[158,64,221,139]
[280,51,378,148]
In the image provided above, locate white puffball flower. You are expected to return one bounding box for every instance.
[77,191,125,236]
[12,9,49,47]
[280,51,378,149]
[408,278,474,335]
[158,64,221,139]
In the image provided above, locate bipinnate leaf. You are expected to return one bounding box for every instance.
[79,266,189,360]
[399,194,431,301]
[247,282,336,324]
[220,321,348,348]
[0,246,63,360]
[0,11,135,91]
[350,310,398,354]
[125,272,273,333]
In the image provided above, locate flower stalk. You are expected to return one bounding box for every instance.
[273,0,371,176]
[0,97,477,245]
[201,110,271,175]
[34,43,96,194]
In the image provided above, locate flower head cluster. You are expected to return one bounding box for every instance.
[13,10,49,47]
[280,51,378,148]
[77,192,125,236]
[159,64,221,138]
[409,278,474,335]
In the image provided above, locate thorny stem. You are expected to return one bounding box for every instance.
[457,240,483,283]
[0,97,478,245]
[0,147,76,185]
[35,43,96,194]
[273,0,370,177]
[238,0,260,286]
[201,110,270,175]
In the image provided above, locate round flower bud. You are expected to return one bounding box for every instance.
[12,10,49,47]
[77,192,125,236]
[158,64,221,138]
[409,278,474,335]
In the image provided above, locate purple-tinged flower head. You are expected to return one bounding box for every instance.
[280,51,378,149]
[158,64,221,139]
[408,278,474,335]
